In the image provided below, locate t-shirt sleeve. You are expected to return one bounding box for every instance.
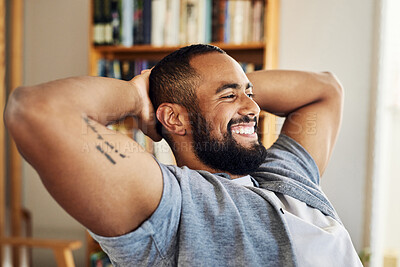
[88,161,182,266]
[258,134,321,186]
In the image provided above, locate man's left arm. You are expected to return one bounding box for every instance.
[247,70,344,176]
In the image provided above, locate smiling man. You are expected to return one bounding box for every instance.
[4,44,362,266]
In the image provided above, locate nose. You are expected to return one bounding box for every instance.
[237,93,260,117]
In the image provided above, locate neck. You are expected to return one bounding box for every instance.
[173,148,243,179]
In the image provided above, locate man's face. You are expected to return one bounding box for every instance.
[188,53,267,175]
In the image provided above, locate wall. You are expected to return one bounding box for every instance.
[279,0,375,252]
[383,41,400,259]
[377,0,400,260]
[21,0,375,264]
[23,0,89,266]
[384,110,400,254]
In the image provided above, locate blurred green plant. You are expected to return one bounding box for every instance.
[359,247,371,266]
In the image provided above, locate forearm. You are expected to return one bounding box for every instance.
[248,70,343,175]
[247,70,342,116]
[4,76,145,164]
[7,76,144,125]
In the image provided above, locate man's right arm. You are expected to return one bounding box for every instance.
[4,72,163,237]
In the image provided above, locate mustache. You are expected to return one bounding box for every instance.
[227,116,258,132]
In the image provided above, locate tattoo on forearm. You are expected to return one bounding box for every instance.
[83,116,98,133]
[105,141,114,149]
[82,116,129,165]
[96,145,116,164]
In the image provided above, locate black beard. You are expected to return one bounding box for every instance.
[190,112,267,176]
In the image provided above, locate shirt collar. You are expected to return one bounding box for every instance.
[215,173,260,187]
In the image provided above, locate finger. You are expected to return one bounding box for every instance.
[140,69,152,75]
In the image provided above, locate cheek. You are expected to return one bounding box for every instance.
[214,111,234,133]
[205,102,236,133]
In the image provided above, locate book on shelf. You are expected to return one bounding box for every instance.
[164,0,180,46]
[242,0,252,43]
[111,0,121,45]
[93,0,105,45]
[93,0,265,46]
[121,0,134,46]
[93,0,114,45]
[143,0,152,44]
[104,0,113,45]
[179,0,188,44]
[151,0,166,46]
[230,1,243,44]
[133,0,145,44]
[204,0,212,43]
[211,0,225,42]
[252,0,264,42]
[97,58,155,80]
[224,0,230,42]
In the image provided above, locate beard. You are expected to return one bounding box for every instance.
[189,112,267,176]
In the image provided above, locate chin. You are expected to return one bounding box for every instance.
[234,136,259,147]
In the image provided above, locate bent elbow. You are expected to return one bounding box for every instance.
[4,86,44,138]
[4,86,29,131]
[321,72,344,104]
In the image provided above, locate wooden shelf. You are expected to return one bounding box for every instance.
[91,42,266,65]
[94,42,265,52]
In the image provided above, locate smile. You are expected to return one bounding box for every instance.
[230,122,257,136]
[231,126,255,135]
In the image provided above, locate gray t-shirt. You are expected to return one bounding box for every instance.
[90,134,344,266]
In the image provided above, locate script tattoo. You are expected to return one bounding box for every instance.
[95,145,116,164]
[82,116,129,164]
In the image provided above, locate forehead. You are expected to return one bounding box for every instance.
[189,52,250,93]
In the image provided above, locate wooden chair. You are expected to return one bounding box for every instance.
[0,237,82,267]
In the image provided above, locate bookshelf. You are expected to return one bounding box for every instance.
[0,0,5,264]
[86,0,280,265]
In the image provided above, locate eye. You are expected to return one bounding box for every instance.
[247,93,254,98]
[222,94,236,99]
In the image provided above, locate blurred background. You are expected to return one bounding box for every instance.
[1,0,399,266]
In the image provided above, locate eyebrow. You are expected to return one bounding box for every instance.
[215,82,253,94]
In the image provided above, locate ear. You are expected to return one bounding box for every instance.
[156,103,188,136]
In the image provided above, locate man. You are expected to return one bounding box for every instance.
[4,44,362,266]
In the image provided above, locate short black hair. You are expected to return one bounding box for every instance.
[149,44,226,138]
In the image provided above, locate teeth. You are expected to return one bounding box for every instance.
[232,127,254,135]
